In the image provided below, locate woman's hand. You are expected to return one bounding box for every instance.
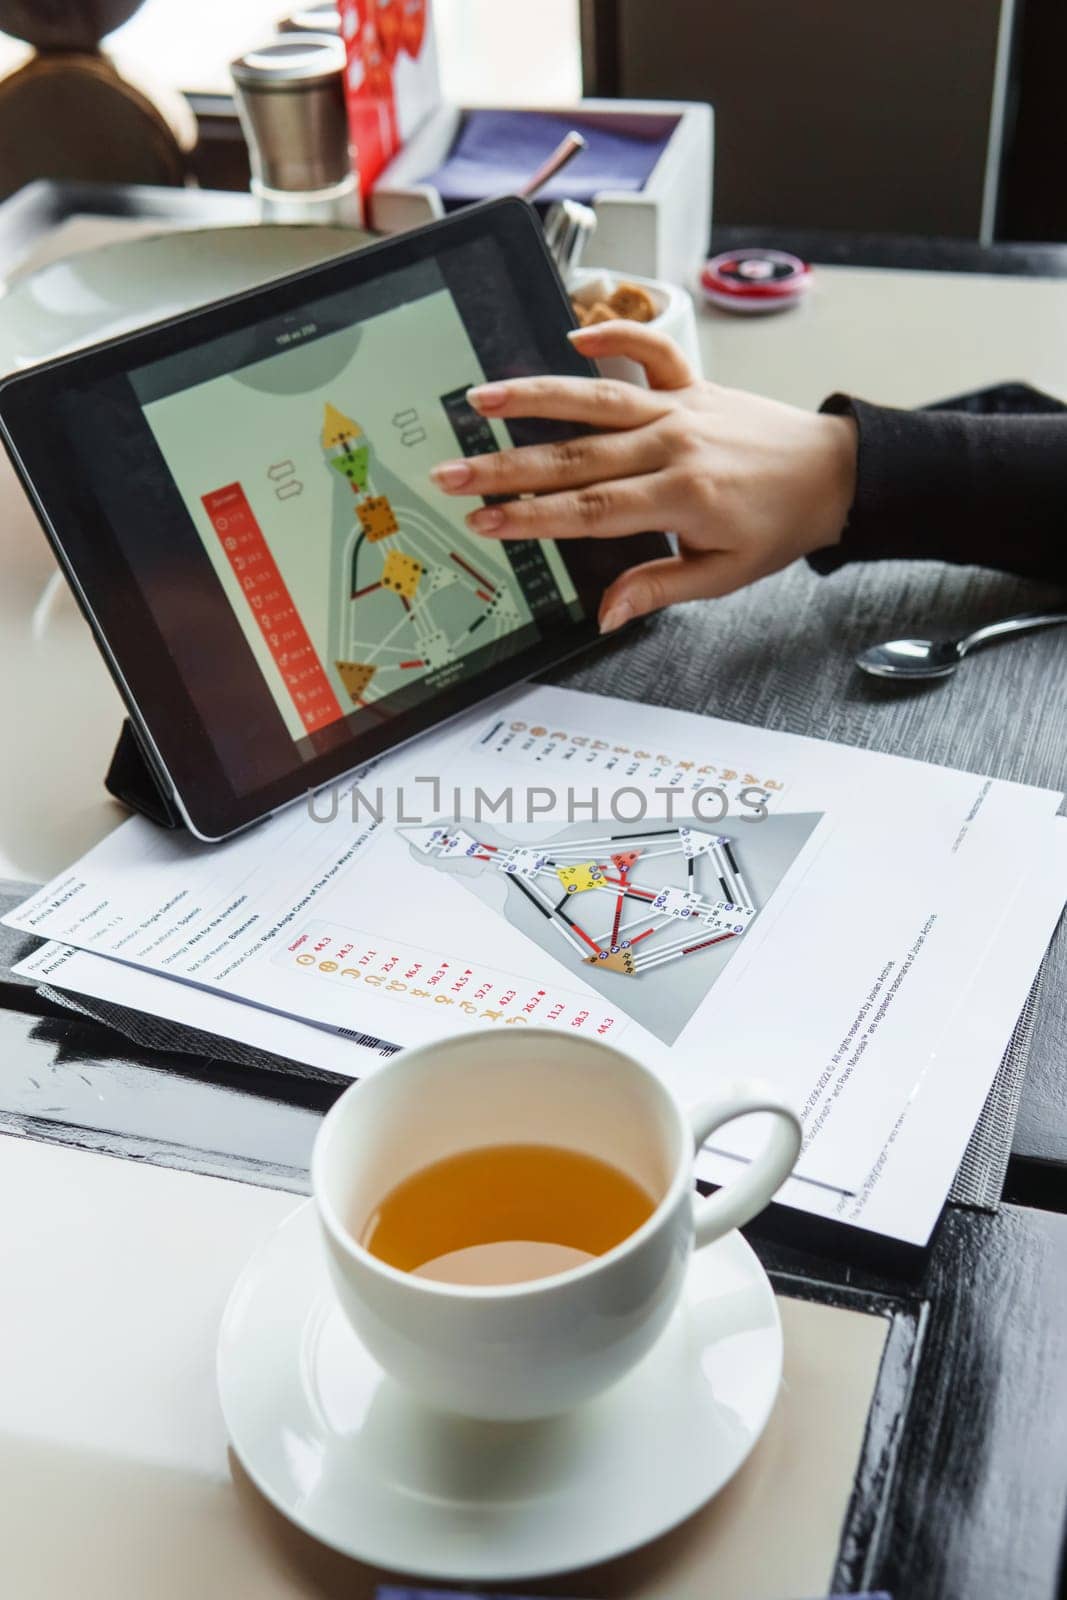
[429,321,857,632]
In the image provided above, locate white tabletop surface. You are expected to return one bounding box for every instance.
[0,1137,886,1598]
[703,263,1067,410]
[4,233,1067,890]
[0,451,127,883]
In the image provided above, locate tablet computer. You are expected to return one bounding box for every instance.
[0,198,668,841]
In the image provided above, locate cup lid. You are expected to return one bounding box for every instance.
[231,32,345,91]
[279,6,342,32]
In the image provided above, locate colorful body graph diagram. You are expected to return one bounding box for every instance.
[405,813,823,1045]
[322,402,526,709]
[405,823,758,979]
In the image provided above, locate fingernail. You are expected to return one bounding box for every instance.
[567,326,597,340]
[599,600,634,634]
[468,506,505,533]
[430,460,473,491]
[467,383,508,412]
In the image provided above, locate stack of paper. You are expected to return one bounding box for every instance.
[8,684,1065,1247]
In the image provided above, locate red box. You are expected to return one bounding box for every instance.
[339,2,441,199]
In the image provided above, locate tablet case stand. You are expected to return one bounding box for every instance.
[105,719,185,830]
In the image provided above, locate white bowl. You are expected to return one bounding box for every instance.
[568,266,703,383]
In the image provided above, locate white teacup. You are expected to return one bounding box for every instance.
[312,1029,801,1421]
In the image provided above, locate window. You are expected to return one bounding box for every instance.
[0,1,582,104]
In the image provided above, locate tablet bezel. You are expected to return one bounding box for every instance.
[0,198,669,840]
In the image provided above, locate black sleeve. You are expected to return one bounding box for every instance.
[807,394,1067,583]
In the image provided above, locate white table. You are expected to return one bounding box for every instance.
[1,204,1066,1600]
[0,1137,886,1599]
[703,262,1067,409]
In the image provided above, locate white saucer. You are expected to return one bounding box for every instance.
[217,1201,783,1582]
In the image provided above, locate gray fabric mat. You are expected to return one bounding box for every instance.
[0,878,46,987]
[553,557,1067,790]
[32,982,389,1079]
[4,554,1066,1210]
[949,968,1041,1209]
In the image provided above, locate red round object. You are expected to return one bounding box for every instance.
[700,249,812,314]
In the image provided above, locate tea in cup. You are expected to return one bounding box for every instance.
[312,1028,801,1420]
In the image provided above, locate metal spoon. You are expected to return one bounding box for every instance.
[543,197,597,275]
[857,610,1067,680]
[516,129,587,200]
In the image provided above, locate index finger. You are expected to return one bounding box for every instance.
[568,320,696,390]
[466,373,671,429]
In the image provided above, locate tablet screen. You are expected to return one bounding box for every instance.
[0,201,668,838]
[131,252,581,750]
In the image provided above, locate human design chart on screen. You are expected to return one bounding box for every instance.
[141,288,579,743]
